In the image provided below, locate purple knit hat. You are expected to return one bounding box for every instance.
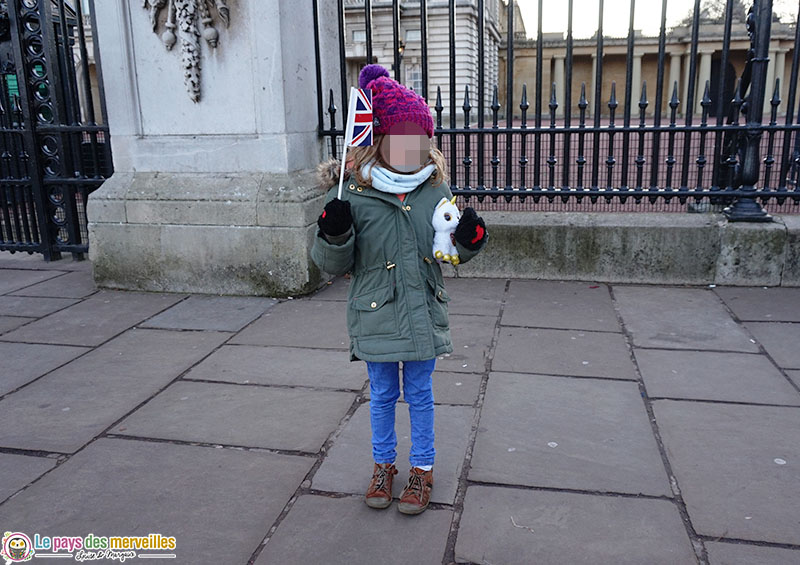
[359,64,434,138]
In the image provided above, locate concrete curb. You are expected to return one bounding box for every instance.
[447,211,799,287]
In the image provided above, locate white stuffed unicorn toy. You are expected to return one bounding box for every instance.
[432,196,461,265]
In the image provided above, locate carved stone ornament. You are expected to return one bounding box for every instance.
[143,0,230,102]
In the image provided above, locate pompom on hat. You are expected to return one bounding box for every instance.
[359,64,434,139]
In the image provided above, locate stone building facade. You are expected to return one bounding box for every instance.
[500,12,797,119]
[344,1,797,120]
[343,0,503,121]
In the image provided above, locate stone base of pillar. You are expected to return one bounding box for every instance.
[87,170,326,297]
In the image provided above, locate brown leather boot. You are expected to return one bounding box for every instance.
[365,462,398,509]
[397,466,433,515]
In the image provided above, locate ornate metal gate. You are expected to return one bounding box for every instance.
[0,0,111,261]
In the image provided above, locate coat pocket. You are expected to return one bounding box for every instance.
[351,283,398,337]
[425,278,451,328]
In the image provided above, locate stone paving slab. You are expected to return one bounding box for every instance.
[492,326,638,379]
[705,541,800,565]
[0,289,187,346]
[439,276,506,317]
[714,286,800,322]
[114,380,355,453]
[311,402,474,504]
[470,372,672,496]
[255,494,453,565]
[0,315,34,334]
[635,349,800,405]
[0,328,231,453]
[230,299,349,349]
[652,399,800,545]
[363,370,483,406]
[613,286,760,352]
[744,322,800,369]
[7,269,97,298]
[306,276,350,301]
[184,344,367,390]
[0,253,90,271]
[435,314,496,373]
[139,294,277,331]
[0,294,79,317]
[0,268,64,294]
[0,453,57,502]
[0,342,90,396]
[788,370,800,389]
[455,485,696,565]
[310,276,506,318]
[502,280,620,332]
[0,438,313,565]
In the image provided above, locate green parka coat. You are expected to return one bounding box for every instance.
[310,167,488,362]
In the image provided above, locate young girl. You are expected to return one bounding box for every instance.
[311,64,488,515]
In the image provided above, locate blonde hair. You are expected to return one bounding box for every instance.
[347,133,449,188]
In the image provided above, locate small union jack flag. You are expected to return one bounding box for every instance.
[346,87,373,147]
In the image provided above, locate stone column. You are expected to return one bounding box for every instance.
[87,0,338,296]
[682,51,692,117]
[695,50,713,115]
[668,53,681,116]
[631,52,642,116]
[591,54,597,117]
[553,54,565,118]
[763,44,778,113]
[775,48,787,114]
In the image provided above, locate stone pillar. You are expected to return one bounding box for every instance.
[631,52,642,116]
[553,55,565,118]
[775,49,787,114]
[87,0,337,296]
[763,44,778,113]
[591,54,597,117]
[668,53,681,117]
[682,51,692,117]
[696,50,713,115]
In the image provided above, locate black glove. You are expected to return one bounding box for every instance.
[317,198,353,237]
[454,207,487,251]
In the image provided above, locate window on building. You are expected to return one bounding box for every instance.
[405,29,421,42]
[353,29,366,42]
[405,64,422,93]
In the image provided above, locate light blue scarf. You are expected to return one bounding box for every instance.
[361,159,436,194]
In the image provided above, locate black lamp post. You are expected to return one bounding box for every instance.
[722,0,774,222]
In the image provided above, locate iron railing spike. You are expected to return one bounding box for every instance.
[701,80,712,107]
[639,80,648,109]
[608,81,617,109]
[669,80,679,109]
[771,78,781,107]
[578,81,587,109]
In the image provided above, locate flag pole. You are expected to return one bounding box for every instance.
[337,87,357,200]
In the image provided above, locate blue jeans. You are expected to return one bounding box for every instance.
[366,359,436,467]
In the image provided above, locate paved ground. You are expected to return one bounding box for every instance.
[1,250,799,565]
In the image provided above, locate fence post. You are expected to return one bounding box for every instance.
[722,0,773,222]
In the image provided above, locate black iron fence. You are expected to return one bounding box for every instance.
[313,0,800,219]
[0,0,111,260]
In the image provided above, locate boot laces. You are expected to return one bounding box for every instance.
[372,464,394,491]
[405,471,426,499]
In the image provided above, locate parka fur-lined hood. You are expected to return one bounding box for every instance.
[316,158,348,190]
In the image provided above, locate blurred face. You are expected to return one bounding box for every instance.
[378,121,432,174]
